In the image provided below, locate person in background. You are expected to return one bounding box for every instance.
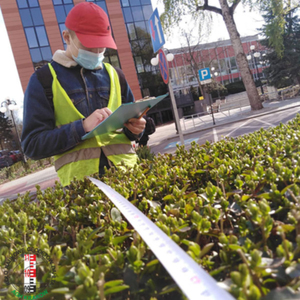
[21,2,145,186]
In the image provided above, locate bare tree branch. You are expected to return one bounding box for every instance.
[229,0,242,15]
[196,0,222,15]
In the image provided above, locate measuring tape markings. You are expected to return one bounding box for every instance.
[89,177,234,300]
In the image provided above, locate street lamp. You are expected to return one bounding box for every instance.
[259,53,270,84]
[247,45,264,95]
[151,50,184,145]
[0,98,25,162]
[211,67,220,99]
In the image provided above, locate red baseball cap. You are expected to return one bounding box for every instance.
[65,2,117,49]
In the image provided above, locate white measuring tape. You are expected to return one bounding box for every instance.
[89,177,235,300]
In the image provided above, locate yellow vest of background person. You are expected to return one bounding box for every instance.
[48,63,137,186]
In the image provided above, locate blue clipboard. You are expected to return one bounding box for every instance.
[82,93,168,140]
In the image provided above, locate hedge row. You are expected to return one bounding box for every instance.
[0,157,54,184]
[1,115,300,299]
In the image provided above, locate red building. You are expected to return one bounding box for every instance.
[167,34,266,91]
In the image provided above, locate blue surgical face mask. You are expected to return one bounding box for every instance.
[70,37,105,70]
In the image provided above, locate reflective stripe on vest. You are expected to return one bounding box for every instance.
[49,63,137,186]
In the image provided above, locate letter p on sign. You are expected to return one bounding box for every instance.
[201,70,208,78]
[198,67,211,81]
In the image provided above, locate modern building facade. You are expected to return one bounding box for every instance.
[168,34,266,93]
[0,0,158,100]
[0,0,265,125]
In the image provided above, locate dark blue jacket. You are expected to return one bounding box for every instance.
[21,61,139,162]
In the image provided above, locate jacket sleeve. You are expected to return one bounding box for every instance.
[21,73,86,160]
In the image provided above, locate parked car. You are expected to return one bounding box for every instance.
[14,150,23,162]
[9,150,22,162]
[9,151,18,163]
[0,151,14,168]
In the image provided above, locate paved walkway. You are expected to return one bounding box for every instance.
[149,97,300,146]
[0,166,58,202]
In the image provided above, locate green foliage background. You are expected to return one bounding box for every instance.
[0,112,13,150]
[261,5,300,87]
[2,116,300,299]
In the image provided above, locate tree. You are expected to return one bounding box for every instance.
[160,0,297,110]
[177,28,206,97]
[260,5,300,87]
[0,112,13,150]
[177,28,231,99]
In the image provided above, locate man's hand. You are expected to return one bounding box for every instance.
[83,108,112,132]
[124,118,146,135]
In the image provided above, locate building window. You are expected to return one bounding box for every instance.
[28,0,39,7]
[31,7,44,25]
[142,5,152,20]
[127,23,137,40]
[17,0,29,8]
[135,21,148,38]
[103,49,121,69]
[142,88,150,97]
[122,7,133,23]
[230,57,238,74]
[52,0,74,47]
[19,9,33,27]
[53,0,73,4]
[36,26,49,46]
[121,0,129,7]
[25,27,38,48]
[135,56,145,73]
[85,0,108,14]
[131,6,144,21]
[130,0,141,6]
[17,0,52,69]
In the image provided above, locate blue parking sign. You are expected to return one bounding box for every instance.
[148,8,165,53]
[198,68,211,81]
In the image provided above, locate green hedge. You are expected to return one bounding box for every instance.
[0,157,54,184]
[225,80,264,95]
[2,116,300,299]
[225,81,246,94]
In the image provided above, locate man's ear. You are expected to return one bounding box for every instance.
[63,30,71,45]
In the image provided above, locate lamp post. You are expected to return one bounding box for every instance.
[211,67,220,99]
[247,45,264,95]
[260,53,269,84]
[0,98,25,162]
[151,51,184,146]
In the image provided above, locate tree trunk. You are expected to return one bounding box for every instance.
[218,0,263,110]
[192,65,205,96]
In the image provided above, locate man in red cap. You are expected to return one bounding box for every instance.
[21,2,145,186]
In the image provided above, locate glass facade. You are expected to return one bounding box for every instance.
[120,0,165,98]
[17,0,52,69]
[84,0,120,68]
[16,0,158,96]
[52,0,74,48]
[121,0,152,73]
[86,0,108,13]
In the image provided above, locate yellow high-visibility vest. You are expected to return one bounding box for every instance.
[48,63,137,186]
